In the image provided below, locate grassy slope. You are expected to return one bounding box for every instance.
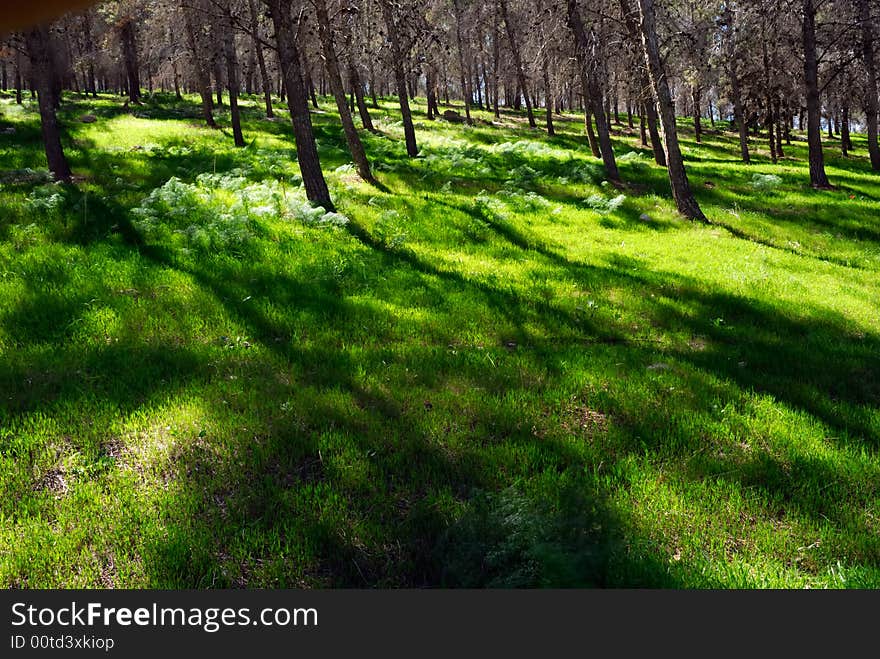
[0,91,878,588]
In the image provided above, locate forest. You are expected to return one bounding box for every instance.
[0,0,879,589]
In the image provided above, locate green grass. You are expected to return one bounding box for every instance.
[1,89,879,588]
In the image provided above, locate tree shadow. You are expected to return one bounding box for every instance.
[4,91,880,589]
[121,222,692,587]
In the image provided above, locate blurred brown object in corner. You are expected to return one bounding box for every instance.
[0,1,97,33]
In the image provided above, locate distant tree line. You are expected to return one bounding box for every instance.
[3,0,880,217]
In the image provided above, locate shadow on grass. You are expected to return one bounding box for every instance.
[120,225,684,587]
[140,211,879,585]
[3,92,879,588]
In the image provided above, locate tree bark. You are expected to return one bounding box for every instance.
[182,3,217,128]
[26,25,72,183]
[380,0,418,157]
[760,32,776,162]
[725,3,750,164]
[452,0,473,124]
[222,4,245,147]
[767,104,778,162]
[266,0,333,209]
[248,0,275,118]
[618,0,665,166]
[349,61,375,131]
[802,0,832,188]
[304,67,320,109]
[856,0,880,169]
[15,49,23,104]
[213,55,224,106]
[643,88,665,165]
[774,100,785,157]
[635,0,706,221]
[492,1,501,119]
[172,60,183,100]
[542,53,555,136]
[584,107,600,157]
[369,63,379,108]
[120,19,141,105]
[82,13,98,97]
[567,0,619,182]
[314,0,374,182]
[426,67,439,120]
[639,102,647,145]
[499,0,536,128]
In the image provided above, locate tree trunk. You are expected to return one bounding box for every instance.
[408,70,418,100]
[639,102,647,146]
[305,67,320,109]
[26,26,72,183]
[841,103,851,156]
[169,59,180,99]
[245,46,255,96]
[692,85,701,143]
[222,4,245,147]
[605,91,612,130]
[499,0,536,128]
[426,67,438,120]
[380,0,419,157]
[617,0,665,166]
[50,47,63,108]
[314,0,374,182]
[267,0,333,209]
[760,30,777,162]
[784,106,792,144]
[213,56,224,106]
[643,88,666,166]
[542,54,555,136]
[774,100,785,157]
[636,0,706,221]
[182,3,217,128]
[585,107,600,157]
[567,0,619,182]
[452,0,473,124]
[725,4,751,164]
[857,0,880,169]
[369,64,379,108]
[82,13,98,98]
[120,20,141,105]
[350,61,376,131]
[248,0,275,118]
[492,1,501,119]
[767,104,778,163]
[802,0,832,188]
[15,50,23,104]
